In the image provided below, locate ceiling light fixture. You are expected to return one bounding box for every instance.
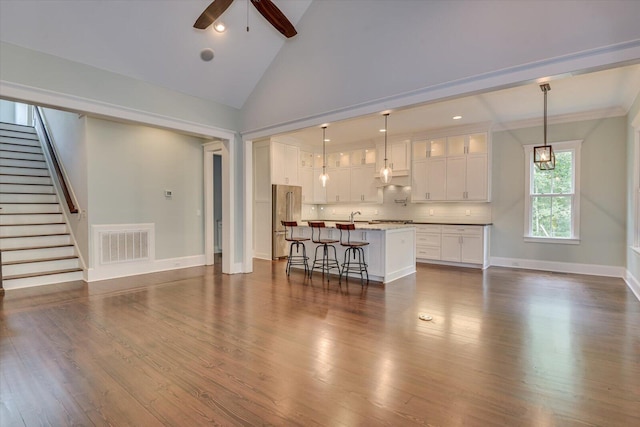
[533,83,555,170]
[379,113,393,184]
[213,21,226,33]
[453,115,462,120]
[319,126,330,187]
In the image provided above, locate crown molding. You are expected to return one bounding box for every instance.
[493,107,627,132]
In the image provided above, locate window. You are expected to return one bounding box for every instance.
[524,140,581,244]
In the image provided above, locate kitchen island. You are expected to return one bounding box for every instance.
[293,222,416,284]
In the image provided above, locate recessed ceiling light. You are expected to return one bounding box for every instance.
[324,138,330,142]
[200,48,214,62]
[379,128,386,133]
[453,115,462,120]
[213,22,226,33]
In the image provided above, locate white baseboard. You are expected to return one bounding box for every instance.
[87,254,205,282]
[490,257,625,278]
[624,270,640,302]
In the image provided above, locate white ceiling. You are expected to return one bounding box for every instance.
[0,0,639,145]
[276,64,640,148]
[0,0,312,109]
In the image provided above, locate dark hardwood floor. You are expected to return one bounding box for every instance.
[1,260,639,426]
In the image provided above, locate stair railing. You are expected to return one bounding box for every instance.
[33,107,79,214]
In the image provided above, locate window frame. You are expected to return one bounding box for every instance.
[523,140,582,244]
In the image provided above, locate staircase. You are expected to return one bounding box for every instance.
[0,121,83,289]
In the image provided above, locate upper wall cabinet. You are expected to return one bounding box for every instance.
[271,141,299,185]
[411,131,491,202]
[377,139,410,176]
[445,133,488,201]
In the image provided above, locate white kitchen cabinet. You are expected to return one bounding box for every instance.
[378,139,410,175]
[440,225,485,264]
[327,151,350,168]
[415,224,442,260]
[412,157,446,202]
[325,167,350,203]
[300,167,314,204]
[350,164,379,202]
[445,133,488,201]
[351,148,376,165]
[300,151,315,169]
[271,141,299,185]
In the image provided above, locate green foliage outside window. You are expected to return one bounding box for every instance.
[531,151,573,238]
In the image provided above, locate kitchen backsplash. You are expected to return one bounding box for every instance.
[303,185,492,224]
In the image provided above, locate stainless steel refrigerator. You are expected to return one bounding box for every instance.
[272,184,302,259]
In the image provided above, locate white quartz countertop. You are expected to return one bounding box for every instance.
[301,221,414,231]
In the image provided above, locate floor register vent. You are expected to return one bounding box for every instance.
[93,224,155,265]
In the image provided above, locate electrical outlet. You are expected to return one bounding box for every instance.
[429,209,434,216]
[465,209,471,216]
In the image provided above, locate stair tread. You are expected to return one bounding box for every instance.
[0,212,60,215]
[3,267,83,281]
[0,165,48,169]
[0,173,51,178]
[1,222,66,227]
[0,202,59,205]
[1,244,74,252]
[0,192,56,195]
[3,255,78,266]
[0,233,71,239]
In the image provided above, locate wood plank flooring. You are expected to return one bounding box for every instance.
[1,261,639,426]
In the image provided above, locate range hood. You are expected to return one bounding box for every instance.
[375,175,411,187]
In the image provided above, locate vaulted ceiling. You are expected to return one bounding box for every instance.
[0,0,639,142]
[0,0,312,110]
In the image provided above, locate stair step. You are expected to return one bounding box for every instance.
[0,223,68,238]
[0,142,43,154]
[0,129,39,140]
[0,203,61,214]
[2,257,81,276]
[0,183,55,194]
[0,166,50,177]
[0,234,72,250]
[2,269,84,290]
[0,151,45,161]
[0,213,64,225]
[0,174,52,185]
[0,158,47,169]
[1,193,58,203]
[0,122,36,133]
[1,245,76,263]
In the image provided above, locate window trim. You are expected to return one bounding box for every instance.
[523,140,582,243]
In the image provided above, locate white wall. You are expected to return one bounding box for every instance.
[86,117,206,265]
[0,42,240,132]
[0,99,16,123]
[41,107,89,263]
[626,92,640,294]
[242,0,640,135]
[491,116,627,268]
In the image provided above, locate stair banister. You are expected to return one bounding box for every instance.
[33,107,79,214]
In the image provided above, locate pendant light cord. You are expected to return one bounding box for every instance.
[322,126,327,174]
[544,86,548,146]
[384,113,389,167]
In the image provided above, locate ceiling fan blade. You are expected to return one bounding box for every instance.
[194,0,234,29]
[250,0,297,38]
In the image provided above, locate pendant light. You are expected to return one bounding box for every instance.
[379,113,393,184]
[319,125,329,187]
[533,83,555,170]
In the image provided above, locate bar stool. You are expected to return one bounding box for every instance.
[281,221,309,276]
[336,223,369,284]
[308,221,341,281]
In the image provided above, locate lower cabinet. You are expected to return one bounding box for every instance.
[415,224,442,260]
[417,224,488,268]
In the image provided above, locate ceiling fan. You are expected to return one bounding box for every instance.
[194,0,297,38]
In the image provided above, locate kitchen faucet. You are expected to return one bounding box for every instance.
[350,211,361,223]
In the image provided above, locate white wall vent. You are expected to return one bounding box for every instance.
[93,224,155,266]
